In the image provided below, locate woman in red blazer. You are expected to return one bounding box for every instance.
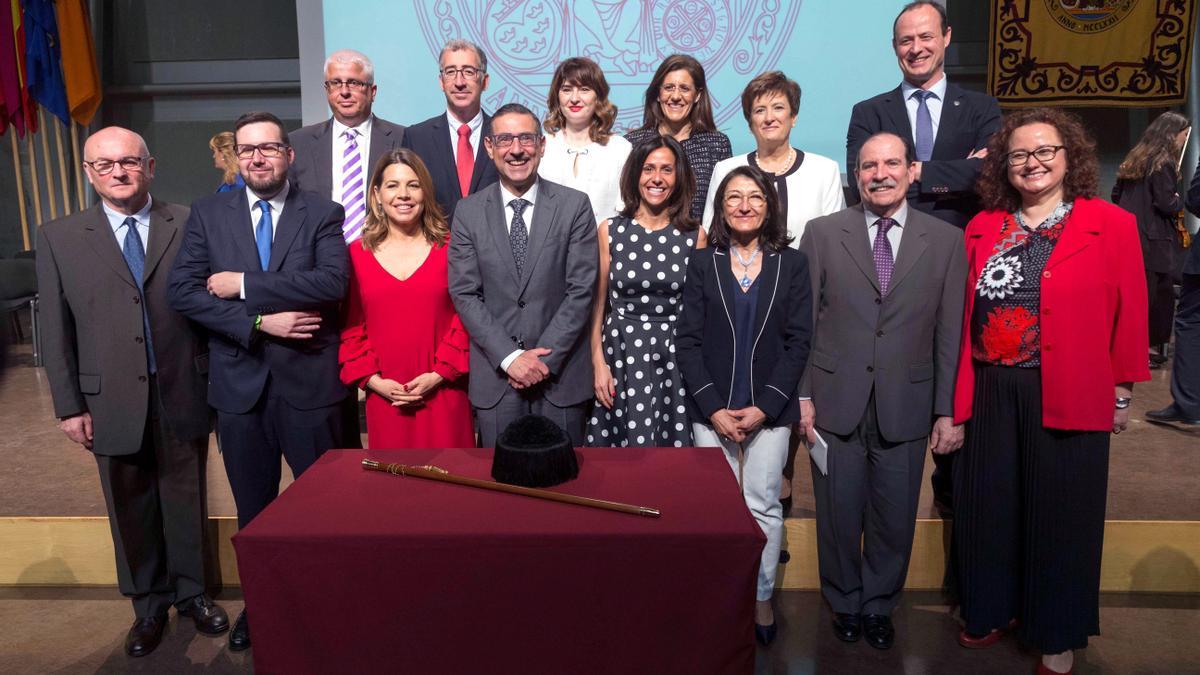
[950,108,1149,675]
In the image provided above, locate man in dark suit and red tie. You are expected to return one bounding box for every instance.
[38,126,228,658]
[845,0,1000,513]
[168,111,350,652]
[400,38,500,221]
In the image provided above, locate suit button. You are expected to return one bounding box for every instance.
[1043,271,1051,278]
[138,375,147,382]
[1044,344,1053,351]
[874,298,882,305]
[510,336,517,342]
[518,300,526,308]
[518,340,526,349]
[866,366,874,373]
[135,337,144,344]
[876,330,884,337]
[1043,308,1051,316]
[133,296,140,304]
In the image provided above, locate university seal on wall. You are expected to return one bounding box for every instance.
[414,0,802,132]
[1043,0,1137,34]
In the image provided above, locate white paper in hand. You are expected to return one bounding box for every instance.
[808,429,829,476]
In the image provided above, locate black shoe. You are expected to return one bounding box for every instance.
[177,594,229,635]
[755,621,777,646]
[228,610,251,652]
[778,549,791,564]
[1150,351,1168,365]
[1149,359,1162,370]
[1145,404,1200,425]
[863,614,894,650]
[779,495,793,515]
[832,612,862,643]
[125,615,167,657]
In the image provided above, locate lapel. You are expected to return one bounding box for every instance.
[366,115,390,178]
[838,205,881,294]
[226,189,265,272]
[469,113,493,192]
[268,188,308,271]
[712,249,737,328]
[1046,200,1100,270]
[751,251,781,338]
[142,199,179,283]
[429,114,458,190]
[315,119,334,192]
[82,204,137,289]
[931,83,964,158]
[883,86,913,143]
[889,210,929,294]
[485,184,521,286]
[518,180,558,294]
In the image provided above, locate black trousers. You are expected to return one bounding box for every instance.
[1170,273,1200,417]
[1146,269,1177,346]
[96,377,210,618]
[218,379,342,529]
[955,365,1108,654]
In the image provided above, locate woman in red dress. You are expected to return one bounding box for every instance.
[339,149,473,448]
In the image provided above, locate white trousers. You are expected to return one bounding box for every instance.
[693,423,790,601]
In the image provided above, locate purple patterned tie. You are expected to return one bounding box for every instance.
[340,129,366,242]
[873,217,896,295]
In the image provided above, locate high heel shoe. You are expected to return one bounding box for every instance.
[1035,662,1072,675]
[755,621,777,646]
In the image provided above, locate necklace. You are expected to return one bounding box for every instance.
[732,244,761,289]
[759,147,796,175]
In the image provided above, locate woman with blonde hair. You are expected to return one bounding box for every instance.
[339,149,472,448]
[539,56,632,223]
[208,131,244,192]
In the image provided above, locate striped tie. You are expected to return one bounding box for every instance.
[340,129,366,242]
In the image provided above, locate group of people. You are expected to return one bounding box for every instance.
[34,2,1198,673]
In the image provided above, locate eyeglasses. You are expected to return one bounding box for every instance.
[324,78,371,91]
[440,66,482,80]
[1005,145,1065,166]
[724,193,766,209]
[234,143,289,159]
[83,157,147,175]
[489,133,541,149]
[660,83,695,97]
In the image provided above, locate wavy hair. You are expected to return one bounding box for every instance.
[707,165,793,252]
[208,131,239,185]
[543,57,617,144]
[360,149,448,251]
[617,134,697,232]
[1116,111,1190,181]
[976,107,1099,213]
[636,54,718,135]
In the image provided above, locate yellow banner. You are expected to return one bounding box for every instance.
[989,0,1197,107]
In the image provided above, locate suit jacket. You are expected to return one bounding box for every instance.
[167,187,350,414]
[448,178,598,408]
[675,247,813,426]
[1186,158,1200,275]
[799,203,967,442]
[38,200,210,456]
[288,115,406,197]
[846,82,1001,228]
[1111,165,1185,273]
[401,112,499,222]
[953,198,1150,431]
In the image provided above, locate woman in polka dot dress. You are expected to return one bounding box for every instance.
[586,135,706,447]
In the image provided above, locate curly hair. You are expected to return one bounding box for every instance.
[976,107,1099,213]
[208,131,239,185]
[1116,111,1190,181]
[360,149,448,251]
[543,57,617,144]
[706,165,793,252]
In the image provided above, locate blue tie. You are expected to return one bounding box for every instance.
[255,200,272,270]
[120,217,156,374]
[913,90,935,162]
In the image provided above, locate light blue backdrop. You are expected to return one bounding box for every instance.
[321,1,908,174]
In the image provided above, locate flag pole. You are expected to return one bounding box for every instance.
[70,121,84,210]
[37,107,57,219]
[9,132,31,250]
[24,133,44,226]
[53,117,71,214]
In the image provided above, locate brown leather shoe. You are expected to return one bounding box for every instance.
[177,594,230,635]
[125,615,167,657]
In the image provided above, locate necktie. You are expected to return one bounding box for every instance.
[873,217,896,295]
[120,217,156,374]
[256,200,273,271]
[913,90,935,162]
[510,198,529,276]
[456,123,474,197]
[341,129,366,242]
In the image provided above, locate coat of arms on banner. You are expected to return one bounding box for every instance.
[989,0,1197,107]
[414,0,802,131]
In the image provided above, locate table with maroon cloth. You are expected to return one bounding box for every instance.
[233,446,766,675]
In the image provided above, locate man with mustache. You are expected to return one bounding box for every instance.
[798,132,967,650]
[448,103,598,446]
[845,0,999,514]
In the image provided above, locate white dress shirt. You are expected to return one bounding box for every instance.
[538,132,631,222]
[498,180,540,371]
[331,116,373,204]
[863,200,907,262]
[900,75,948,143]
[103,196,153,253]
[446,109,483,166]
[239,182,290,298]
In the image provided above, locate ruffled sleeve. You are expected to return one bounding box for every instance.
[338,260,380,387]
[432,312,470,382]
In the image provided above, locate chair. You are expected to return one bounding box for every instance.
[0,258,40,367]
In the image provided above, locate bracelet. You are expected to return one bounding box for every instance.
[253,314,263,332]
[1115,397,1132,409]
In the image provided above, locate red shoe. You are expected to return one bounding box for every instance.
[958,619,1017,649]
[1036,662,1073,675]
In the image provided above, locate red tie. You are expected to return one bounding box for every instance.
[456,124,474,197]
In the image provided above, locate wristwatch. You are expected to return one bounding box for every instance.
[1115,397,1132,409]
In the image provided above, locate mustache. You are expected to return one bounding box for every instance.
[867,179,898,191]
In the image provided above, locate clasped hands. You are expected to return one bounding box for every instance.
[709,407,767,444]
[207,272,322,340]
[506,347,552,389]
[367,372,445,407]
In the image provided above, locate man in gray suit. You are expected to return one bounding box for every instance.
[798,132,966,650]
[38,127,228,657]
[289,49,405,244]
[448,102,598,446]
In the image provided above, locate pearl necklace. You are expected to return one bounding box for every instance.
[759,147,796,175]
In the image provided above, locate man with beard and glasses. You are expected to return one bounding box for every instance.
[798,132,966,650]
[448,103,598,446]
[168,111,349,653]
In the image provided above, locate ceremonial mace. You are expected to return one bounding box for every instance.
[361,459,661,517]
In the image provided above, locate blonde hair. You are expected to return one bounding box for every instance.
[361,149,448,251]
[208,131,239,185]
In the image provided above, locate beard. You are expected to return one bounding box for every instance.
[244,169,287,197]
